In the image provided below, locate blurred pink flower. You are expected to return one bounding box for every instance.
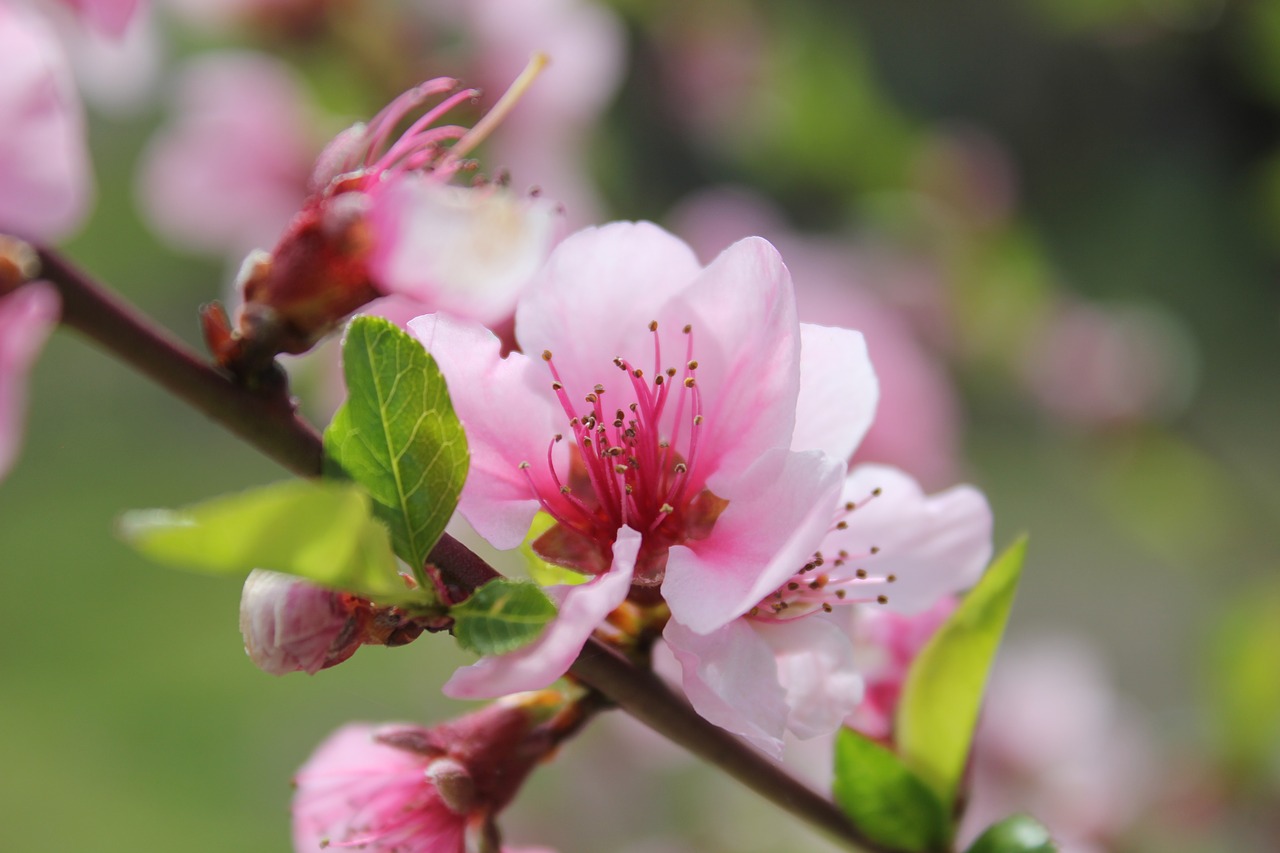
[0,3,91,241]
[409,221,872,693]
[960,638,1153,853]
[0,281,59,481]
[57,0,139,38]
[670,187,963,488]
[293,702,555,852]
[138,51,316,259]
[464,0,625,227]
[1021,298,1196,428]
[665,465,989,756]
[845,596,957,741]
[238,569,365,675]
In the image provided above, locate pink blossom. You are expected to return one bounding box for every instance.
[293,702,554,852]
[0,281,60,482]
[845,597,957,741]
[215,75,556,372]
[1021,298,1196,428]
[57,0,140,38]
[464,0,625,227]
[409,221,873,694]
[0,3,91,241]
[664,464,991,755]
[138,51,316,259]
[238,569,365,675]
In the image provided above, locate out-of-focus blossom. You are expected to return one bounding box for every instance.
[238,569,365,675]
[845,596,957,741]
[665,465,989,756]
[57,0,139,38]
[293,699,557,852]
[207,74,557,376]
[409,221,870,696]
[671,187,963,487]
[959,638,1153,853]
[464,0,625,227]
[0,280,60,482]
[139,51,315,259]
[0,3,91,241]
[369,177,560,326]
[1021,298,1197,428]
[55,2,159,115]
[910,127,1019,232]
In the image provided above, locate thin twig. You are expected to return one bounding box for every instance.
[31,246,887,853]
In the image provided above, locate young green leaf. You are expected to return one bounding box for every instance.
[896,536,1028,807]
[451,579,557,656]
[324,316,469,583]
[832,728,951,852]
[964,815,1057,853]
[119,479,414,603]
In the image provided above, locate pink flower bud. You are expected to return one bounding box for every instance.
[293,699,559,851]
[238,570,363,675]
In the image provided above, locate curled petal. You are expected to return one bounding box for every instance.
[443,527,642,698]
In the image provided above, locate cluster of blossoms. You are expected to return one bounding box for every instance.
[0,12,1000,849]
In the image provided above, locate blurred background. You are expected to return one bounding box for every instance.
[2,0,1279,850]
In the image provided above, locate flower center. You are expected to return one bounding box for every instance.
[522,322,712,585]
[748,487,894,622]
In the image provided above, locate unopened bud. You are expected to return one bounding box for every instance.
[238,570,363,675]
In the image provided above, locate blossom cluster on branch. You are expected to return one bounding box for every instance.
[0,3,1087,853]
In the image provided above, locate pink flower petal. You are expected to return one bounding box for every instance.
[754,616,863,741]
[368,177,559,325]
[0,283,60,481]
[443,527,641,698]
[663,236,801,488]
[832,464,992,614]
[0,6,91,240]
[514,221,703,400]
[408,313,563,549]
[663,617,789,757]
[59,0,140,39]
[793,323,878,462]
[138,51,314,258]
[663,447,845,634]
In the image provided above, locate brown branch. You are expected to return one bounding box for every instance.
[31,246,891,853]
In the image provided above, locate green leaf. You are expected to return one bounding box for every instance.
[964,815,1057,853]
[896,536,1028,807]
[324,316,469,583]
[451,579,557,656]
[832,729,950,852]
[119,480,415,603]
